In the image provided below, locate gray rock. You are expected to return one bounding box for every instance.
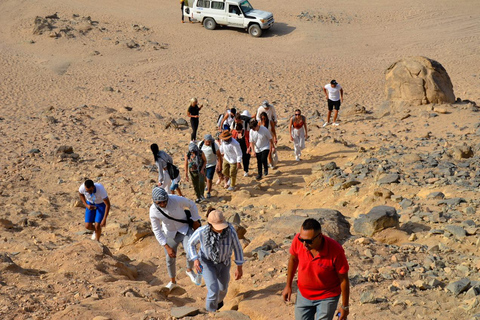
[215,310,251,319]
[360,290,377,304]
[446,278,471,296]
[427,192,445,199]
[171,306,199,318]
[28,148,41,154]
[377,173,400,185]
[341,180,361,189]
[323,162,338,171]
[353,206,400,237]
[444,225,467,239]
[438,198,467,206]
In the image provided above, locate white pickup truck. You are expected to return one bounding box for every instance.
[184,0,274,37]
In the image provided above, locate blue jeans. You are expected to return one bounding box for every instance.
[295,290,340,320]
[200,255,231,312]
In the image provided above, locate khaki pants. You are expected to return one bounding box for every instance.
[222,160,238,187]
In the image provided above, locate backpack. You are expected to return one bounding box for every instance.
[199,140,216,154]
[166,162,180,180]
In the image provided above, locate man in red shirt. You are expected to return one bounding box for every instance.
[282,219,350,320]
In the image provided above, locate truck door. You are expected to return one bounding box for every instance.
[227,4,244,27]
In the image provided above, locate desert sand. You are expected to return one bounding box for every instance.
[1,0,480,319]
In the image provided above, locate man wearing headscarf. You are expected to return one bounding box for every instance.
[149,187,202,291]
[185,142,207,203]
[187,209,244,312]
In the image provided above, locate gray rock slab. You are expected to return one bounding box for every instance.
[215,311,251,320]
[377,173,400,185]
[171,306,199,318]
[353,206,399,237]
[438,198,467,206]
[446,278,471,296]
[445,225,467,239]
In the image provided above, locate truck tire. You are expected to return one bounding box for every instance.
[203,18,216,30]
[248,24,262,37]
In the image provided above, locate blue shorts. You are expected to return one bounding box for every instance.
[206,166,216,180]
[85,202,106,223]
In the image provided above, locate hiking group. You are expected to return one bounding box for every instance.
[77,84,349,320]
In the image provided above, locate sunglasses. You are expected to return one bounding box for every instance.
[155,200,167,205]
[298,233,322,245]
[295,114,301,116]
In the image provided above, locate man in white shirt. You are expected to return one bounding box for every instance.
[249,119,274,180]
[219,130,243,191]
[78,180,111,241]
[254,100,278,144]
[149,187,201,290]
[323,80,344,127]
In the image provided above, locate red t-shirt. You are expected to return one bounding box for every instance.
[290,234,349,300]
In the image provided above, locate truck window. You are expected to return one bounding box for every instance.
[211,1,225,10]
[239,0,253,14]
[197,0,211,8]
[228,5,241,14]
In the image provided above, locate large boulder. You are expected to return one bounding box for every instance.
[353,206,400,236]
[271,209,351,243]
[384,56,455,106]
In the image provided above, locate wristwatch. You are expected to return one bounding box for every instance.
[340,305,349,311]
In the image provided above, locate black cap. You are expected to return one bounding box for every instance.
[331,80,338,85]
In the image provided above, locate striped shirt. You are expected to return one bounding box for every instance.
[187,224,245,266]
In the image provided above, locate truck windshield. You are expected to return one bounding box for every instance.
[239,0,254,14]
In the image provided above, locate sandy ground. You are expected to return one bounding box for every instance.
[1,0,480,319]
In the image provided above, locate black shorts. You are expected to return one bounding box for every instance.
[328,99,341,111]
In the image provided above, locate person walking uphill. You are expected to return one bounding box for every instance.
[185,142,207,203]
[323,80,344,127]
[249,119,274,180]
[149,187,201,291]
[78,179,111,241]
[151,143,182,196]
[199,134,223,199]
[187,209,244,312]
[282,218,350,320]
[218,130,242,191]
[289,109,308,161]
[187,98,204,142]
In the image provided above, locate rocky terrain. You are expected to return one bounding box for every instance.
[1,0,480,319]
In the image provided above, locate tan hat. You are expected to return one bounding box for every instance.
[208,210,228,230]
[219,130,232,140]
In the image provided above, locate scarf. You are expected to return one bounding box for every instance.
[202,223,230,264]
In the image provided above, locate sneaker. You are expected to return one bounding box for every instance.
[243,172,248,177]
[206,192,211,199]
[264,172,268,176]
[195,198,201,203]
[217,300,224,310]
[332,122,339,126]
[227,186,235,191]
[295,156,300,161]
[186,270,196,284]
[255,175,262,180]
[165,281,178,291]
[200,195,206,201]
[182,20,184,23]
[91,232,96,240]
[227,178,231,186]
[268,163,274,169]
[322,122,330,127]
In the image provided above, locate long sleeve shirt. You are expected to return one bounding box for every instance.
[187,224,245,266]
[155,151,173,183]
[149,195,200,246]
[219,139,242,164]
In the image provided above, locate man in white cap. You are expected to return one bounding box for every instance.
[149,187,201,290]
[187,209,244,312]
[323,80,344,127]
[254,100,278,145]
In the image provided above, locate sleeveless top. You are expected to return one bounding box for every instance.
[293,116,304,129]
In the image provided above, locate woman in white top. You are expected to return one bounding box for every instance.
[199,134,223,198]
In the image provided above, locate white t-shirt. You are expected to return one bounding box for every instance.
[324,84,342,101]
[249,126,272,153]
[199,141,217,168]
[78,183,108,204]
[255,105,277,124]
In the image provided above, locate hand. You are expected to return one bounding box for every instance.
[185,175,190,182]
[200,169,205,176]
[281,286,292,302]
[165,245,176,258]
[336,307,349,320]
[87,204,96,210]
[305,135,309,140]
[158,181,163,187]
[237,163,242,169]
[290,136,293,141]
[274,138,278,145]
[235,266,243,280]
[194,259,203,273]
[100,218,107,227]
